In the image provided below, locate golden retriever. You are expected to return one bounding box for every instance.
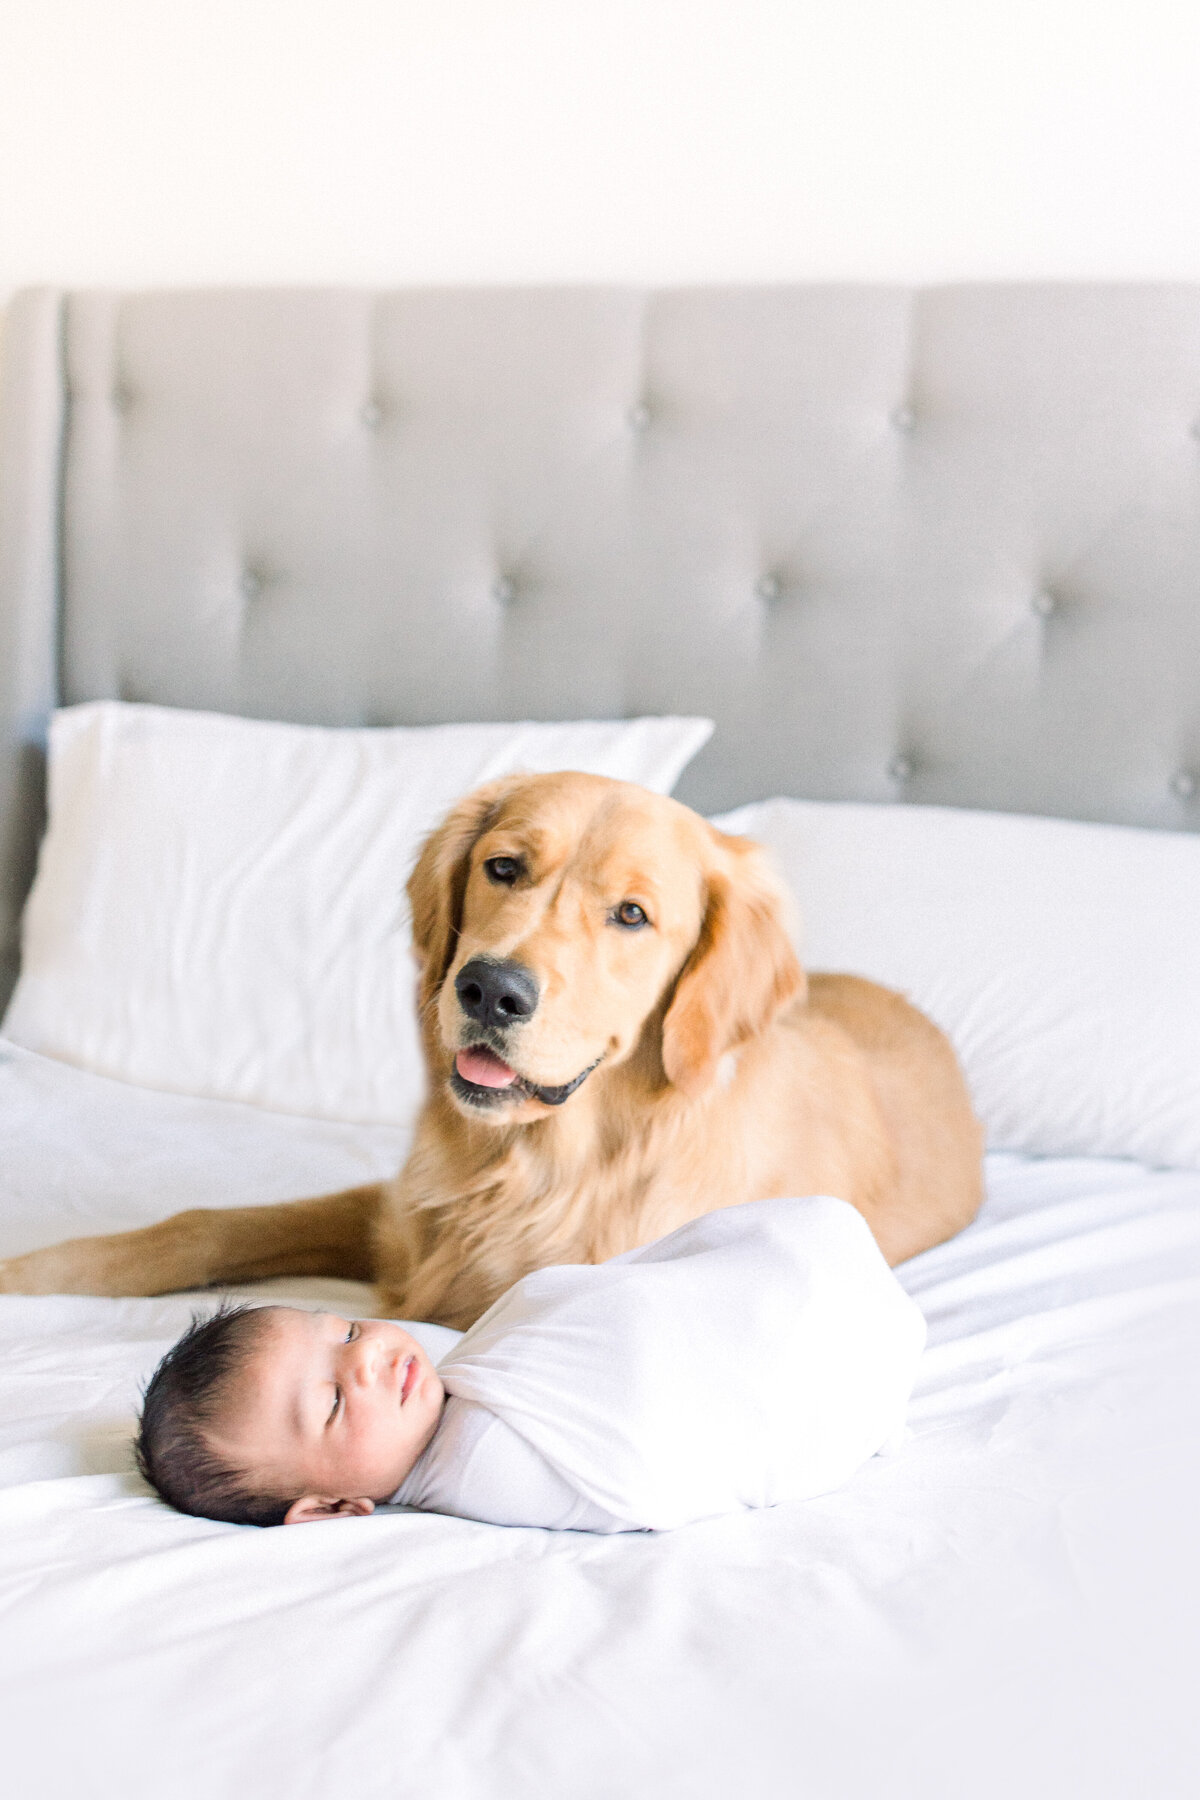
[0,772,984,1326]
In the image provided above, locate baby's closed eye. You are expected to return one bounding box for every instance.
[326,1322,360,1421]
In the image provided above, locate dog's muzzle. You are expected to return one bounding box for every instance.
[450,1044,603,1110]
[450,956,601,1109]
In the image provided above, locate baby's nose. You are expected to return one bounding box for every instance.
[352,1336,392,1385]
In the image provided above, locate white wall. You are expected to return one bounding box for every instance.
[2,0,1200,291]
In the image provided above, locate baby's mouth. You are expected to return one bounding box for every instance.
[400,1356,418,1405]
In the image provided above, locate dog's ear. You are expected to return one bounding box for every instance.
[407,777,521,1011]
[661,834,806,1096]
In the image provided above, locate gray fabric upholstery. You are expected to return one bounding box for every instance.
[4,282,1200,1007]
[0,290,62,1012]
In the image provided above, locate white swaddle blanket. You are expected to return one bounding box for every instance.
[393,1195,927,1532]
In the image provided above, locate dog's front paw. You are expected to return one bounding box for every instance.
[0,1245,77,1295]
[0,1254,35,1294]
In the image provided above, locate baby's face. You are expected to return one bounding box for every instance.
[211,1308,445,1518]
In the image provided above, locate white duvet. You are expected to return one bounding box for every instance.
[1,1037,1198,1800]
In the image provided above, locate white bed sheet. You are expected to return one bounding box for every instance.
[0,1037,1197,1800]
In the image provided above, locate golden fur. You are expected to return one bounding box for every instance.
[0,772,984,1325]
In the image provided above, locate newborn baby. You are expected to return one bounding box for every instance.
[136,1195,927,1532]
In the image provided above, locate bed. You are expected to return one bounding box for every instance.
[1,284,1198,1798]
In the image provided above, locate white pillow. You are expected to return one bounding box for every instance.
[711,797,1200,1171]
[3,703,711,1124]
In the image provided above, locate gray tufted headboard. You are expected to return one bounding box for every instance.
[2,282,1200,1009]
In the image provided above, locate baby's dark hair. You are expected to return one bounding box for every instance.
[135,1301,293,1528]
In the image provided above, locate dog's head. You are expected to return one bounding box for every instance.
[408,771,805,1123]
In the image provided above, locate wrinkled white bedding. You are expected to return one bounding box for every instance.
[1,1038,1198,1799]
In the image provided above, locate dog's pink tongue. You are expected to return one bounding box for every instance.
[456,1047,519,1088]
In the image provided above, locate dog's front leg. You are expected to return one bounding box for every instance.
[372,1180,533,1332]
[0,1185,384,1296]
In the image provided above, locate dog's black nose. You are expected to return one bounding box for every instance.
[455,958,539,1031]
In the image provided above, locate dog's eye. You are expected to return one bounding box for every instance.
[612,901,649,930]
[484,856,521,886]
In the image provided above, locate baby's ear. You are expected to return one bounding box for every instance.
[283,1494,375,1525]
